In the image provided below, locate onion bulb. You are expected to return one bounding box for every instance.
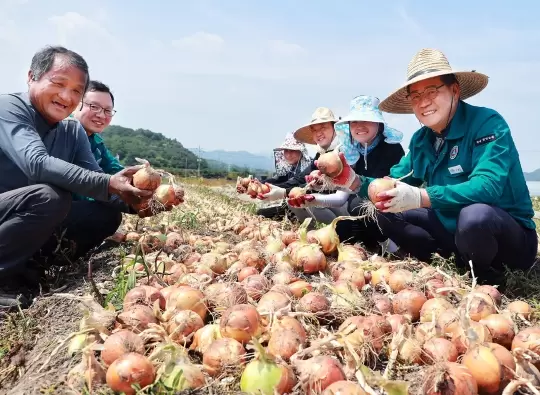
[101,330,145,366]
[422,362,478,395]
[220,304,261,344]
[203,338,246,377]
[461,344,505,394]
[392,289,427,322]
[132,158,161,191]
[316,151,343,178]
[106,352,155,395]
[367,178,396,203]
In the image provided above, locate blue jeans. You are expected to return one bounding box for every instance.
[377,204,538,282]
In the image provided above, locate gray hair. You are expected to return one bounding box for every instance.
[30,46,90,90]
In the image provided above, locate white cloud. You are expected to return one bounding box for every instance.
[268,39,306,56]
[48,11,117,47]
[172,31,225,53]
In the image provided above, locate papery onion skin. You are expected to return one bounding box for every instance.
[422,362,478,395]
[105,352,155,395]
[101,330,145,366]
[219,304,261,344]
[203,338,246,377]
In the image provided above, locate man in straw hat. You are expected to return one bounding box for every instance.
[314,48,537,285]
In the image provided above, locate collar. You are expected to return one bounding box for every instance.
[317,135,340,154]
[88,132,104,143]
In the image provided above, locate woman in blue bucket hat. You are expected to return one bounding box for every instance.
[288,95,405,251]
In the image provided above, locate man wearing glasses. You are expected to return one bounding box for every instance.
[313,48,537,287]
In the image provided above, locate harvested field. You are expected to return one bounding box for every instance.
[1,182,540,395]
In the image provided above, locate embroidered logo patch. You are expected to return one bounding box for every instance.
[449,145,459,160]
[475,134,496,146]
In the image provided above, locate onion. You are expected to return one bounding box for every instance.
[418,266,444,281]
[424,279,448,299]
[475,285,502,306]
[123,285,165,311]
[203,338,246,377]
[160,361,205,391]
[132,159,161,191]
[310,217,342,254]
[507,300,532,319]
[272,271,298,285]
[205,282,248,313]
[460,292,496,321]
[190,324,222,354]
[373,293,393,314]
[295,355,346,394]
[289,280,313,298]
[106,352,155,395]
[220,304,261,344]
[367,178,396,203]
[322,381,367,395]
[479,314,515,349]
[272,316,307,341]
[237,266,259,282]
[511,326,540,356]
[422,338,458,364]
[371,266,392,287]
[117,305,158,333]
[338,269,366,289]
[265,237,285,255]
[239,248,266,270]
[388,269,414,293]
[337,244,368,262]
[125,232,141,242]
[270,284,294,297]
[422,362,478,395]
[392,289,427,322]
[183,252,201,266]
[281,231,298,246]
[200,252,227,274]
[316,151,344,178]
[386,314,408,334]
[450,320,492,354]
[420,298,453,323]
[241,274,270,301]
[154,184,176,205]
[288,187,306,199]
[167,310,204,344]
[462,343,505,394]
[101,330,145,366]
[437,309,460,336]
[295,244,327,274]
[138,232,164,253]
[396,337,422,364]
[297,292,330,315]
[165,286,208,321]
[257,291,291,315]
[240,339,296,395]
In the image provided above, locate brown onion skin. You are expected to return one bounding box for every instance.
[422,362,478,395]
[392,289,427,322]
[479,314,515,349]
[101,330,145,366]
[117,305,158,333]
[322,380,368,395]
[105,352,155,395]
[422,338,459,364]
[296,355,347,394]
[219,304,261,344]
[123,285,165,311]
[203,338,246,377]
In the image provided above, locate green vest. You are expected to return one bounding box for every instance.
[360,100,535,233]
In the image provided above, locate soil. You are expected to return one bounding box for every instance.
[0,245,123,395]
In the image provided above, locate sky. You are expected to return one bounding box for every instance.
[1,0,540,171]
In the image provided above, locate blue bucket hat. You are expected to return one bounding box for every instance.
[335,95,403,166]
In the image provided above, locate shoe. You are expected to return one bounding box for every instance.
[0,293,31,312]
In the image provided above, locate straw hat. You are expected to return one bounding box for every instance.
[379,48,489,114]
[273,133,306,152]
[293,107,338,145]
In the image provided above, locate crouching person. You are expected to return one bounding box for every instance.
[288,96,405,251]
[0,46,154,309]
[239,133,311,220]
[315,48,538,285]
[256,107,350,226]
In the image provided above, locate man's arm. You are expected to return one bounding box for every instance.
[0,97,111,201]
[100,143,124,175]
[426,114,513,209]
[278,161,315,194]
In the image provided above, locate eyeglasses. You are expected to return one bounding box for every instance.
[81,101,117,117]
[406,84,445,105]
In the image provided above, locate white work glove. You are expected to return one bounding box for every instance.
[257,184,286,202]
[379,181,422,213]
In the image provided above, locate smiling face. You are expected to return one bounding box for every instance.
[73,90,114,135]
[282,149,302,165]
[349,121,380,145]
[407,76,460,133]
[27,54,87,125]
[309,122,335,148]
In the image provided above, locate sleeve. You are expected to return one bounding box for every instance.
[0,98,111,201]
[100,143,124,175]
[426,114,512,208]
[264,174,288,186]
[311,190,351,208]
